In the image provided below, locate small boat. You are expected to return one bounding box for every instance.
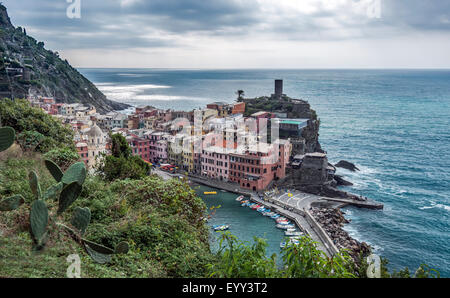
[285,231,303,236]
[241,202,250,207]
[204,191,217,195]
[235,195,245,202]
[263,212,275,217]
[280,238,299,249]
[213,225,230,231]
[276,218,289,224]
[276,224,296,229]
[257,207,267,212]
[271,214,281,219]
[251,204,261,210]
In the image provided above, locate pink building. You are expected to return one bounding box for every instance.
[76,142,89,166]
[127,135,151,162]
[146,132,168,163]
[228,141,290,191]
[200,141,236,181]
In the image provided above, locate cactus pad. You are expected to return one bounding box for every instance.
[42,182,64,201]
[57,182,82,215]
[0,195,25,211]
[44,160,64,182]
[29,171,41,200]
[61,162,86,186]
[84,243,112,264]
[30,200,48,248]
[0,126,15,152]
[71,207,91,235]
[115,241,130,254]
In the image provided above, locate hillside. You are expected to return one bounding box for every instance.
[0,4,129,113]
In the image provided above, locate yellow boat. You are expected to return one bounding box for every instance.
[204,191,217,195]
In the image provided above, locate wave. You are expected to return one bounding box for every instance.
[419,202,450,212]
[117,73,147,78]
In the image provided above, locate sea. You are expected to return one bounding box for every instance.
[79,68,450,277]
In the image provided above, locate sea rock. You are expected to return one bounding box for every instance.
[335,160,360,172]
[334,175,354,186]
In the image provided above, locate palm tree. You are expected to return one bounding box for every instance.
[236,90,245,102]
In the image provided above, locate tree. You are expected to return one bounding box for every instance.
[96,133,150,181]
[236,90,245,102]
[110,133,131,159]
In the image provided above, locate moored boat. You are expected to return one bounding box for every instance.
[280,238,299,248]
[276,224,295,229]
[235,195,245,202]
[285,231,303,236]
[204,191,217,195]
[213,225,230,231]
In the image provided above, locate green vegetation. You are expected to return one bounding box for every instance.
[44,147,80,171]
[0,99,75,153]
[208,233,440,278]
[96,133,150,181]
[0,102,440,278]
[0,154,213,277]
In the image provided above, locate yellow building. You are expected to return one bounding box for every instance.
[182,135,195,173]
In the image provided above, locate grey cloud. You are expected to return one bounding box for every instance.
[1,0,450,52]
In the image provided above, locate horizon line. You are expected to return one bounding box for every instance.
[76,67,450,70]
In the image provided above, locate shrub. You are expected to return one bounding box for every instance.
[0,99,74,153]
[44,147,79,171]
[96,134,150,181]
[16,131,45,152]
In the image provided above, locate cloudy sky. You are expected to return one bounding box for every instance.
[3,0,450,68]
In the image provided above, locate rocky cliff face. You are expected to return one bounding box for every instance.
[0,5,129,113]
[243,95,322,154]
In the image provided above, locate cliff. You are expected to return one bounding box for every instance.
[0,4,129,113]
[243,94,322,154]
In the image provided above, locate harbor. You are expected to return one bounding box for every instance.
[152,168,383,258]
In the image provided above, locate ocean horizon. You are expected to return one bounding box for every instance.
[79,68,450,277]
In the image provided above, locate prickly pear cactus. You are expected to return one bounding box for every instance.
[44,159,64,182]
[115,241,130,254]
[61,162,86,186]
[0,126,15,152]
[42,182,63,201]
[0,195,25,211]
[57,182,82,215]
[71,207,91,235]
[30,200,48,250]
[29,171,41,200]
[84,243,112,264]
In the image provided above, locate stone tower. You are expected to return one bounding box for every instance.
[274,79,283,98]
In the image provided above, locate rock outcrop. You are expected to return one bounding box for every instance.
[311,207,371,263]
[0,4,129,113]
[335,160,360,172]
[334,175,354,186]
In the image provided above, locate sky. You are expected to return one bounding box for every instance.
[2,0,450,68]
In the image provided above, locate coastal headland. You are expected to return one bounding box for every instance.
[27,75,384,264]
